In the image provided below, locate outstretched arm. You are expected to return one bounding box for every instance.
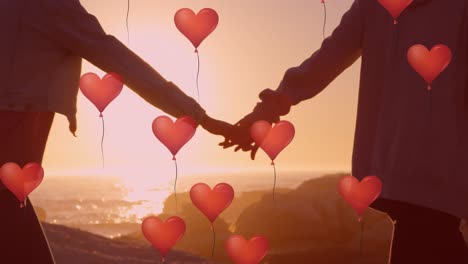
[276,0,365,105]
[30,0,205,123]
[221,0,366,158]
[277,0,365,105]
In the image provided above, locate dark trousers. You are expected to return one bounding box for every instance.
[371,198,468,264]
[0,111,55,264]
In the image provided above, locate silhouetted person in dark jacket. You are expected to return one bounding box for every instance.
[0,0,231,263]
[222,0,468,262]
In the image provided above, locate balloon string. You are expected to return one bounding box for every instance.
[388,218,396,264]
[272,162,277,208]
[196,51,200,102]
[322,0,327,39]
[174,158,178,214]
[126,0,130,44]
[360,219,364,257]
[211,223,216,259]
[101,116,105,168]
[429,90,432,129]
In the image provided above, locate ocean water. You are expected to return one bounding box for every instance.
[28,171,332,237]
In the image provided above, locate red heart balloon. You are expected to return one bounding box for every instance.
[141,216,186,260]
[79,72,123,116]
[190,183,234,223]
[378,0,413,24]
[338,175,382,220]
[250,120,295,162]
[226,235,270,264]
[174,8,219,51]
[0,162,44,207]
[152,115,197,158]
[407,44,452,90]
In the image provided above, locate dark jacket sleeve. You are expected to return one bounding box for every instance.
[276,0,365,105]
[29,0,206,123]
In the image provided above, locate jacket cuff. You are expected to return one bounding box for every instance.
[258,88,293,116]
[276,73,304,106]
[166,82,206,125]
[190,104,207,125]
[67,114,77,137]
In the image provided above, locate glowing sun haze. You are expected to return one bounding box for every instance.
[42,0,357,178]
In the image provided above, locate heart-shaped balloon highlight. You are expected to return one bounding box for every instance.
[190,183,234,223]
[0,162,44,207]
[338,175,382,220]
[152,116,197,159]
[378,0,413,24]
[79,72,123,116]
[251,120,295,162]
[174,8,219,51]
[141,216,186,260]
[225,235,270,264]
[407,44,452,90]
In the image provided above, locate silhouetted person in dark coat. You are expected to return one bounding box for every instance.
[0,0,231,263]
[222,0,468,262]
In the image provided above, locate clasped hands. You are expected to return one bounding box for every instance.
[199,89,292,160]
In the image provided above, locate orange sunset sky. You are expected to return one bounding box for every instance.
[42,0,358,178]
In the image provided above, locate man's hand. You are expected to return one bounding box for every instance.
[218,89,292,160]
[218,112,262,160]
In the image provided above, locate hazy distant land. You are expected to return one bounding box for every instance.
[35,172,468,264]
